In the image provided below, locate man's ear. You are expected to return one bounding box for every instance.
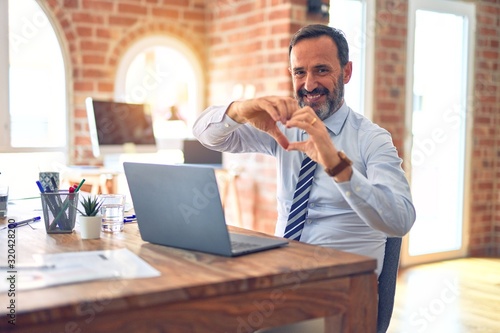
[343,61,353,84]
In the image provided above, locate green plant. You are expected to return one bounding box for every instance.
[77,195,103,216]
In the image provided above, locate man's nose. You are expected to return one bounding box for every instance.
[303,73,318,92]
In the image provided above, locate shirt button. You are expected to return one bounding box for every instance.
[224,123,230,128]
[345,191,351,197]
[306,219,312,224]
[309,203,315,208]
[355,186,361,192]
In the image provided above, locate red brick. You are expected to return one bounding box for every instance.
[163,0,190,6]
[74,135,91,145]
[118,3,147,15]
[96,28,111,38]
[482,50,499,59]
[76,26,93,37]
[80,41,109,52]
[82,0,114,11]
[64,0,79,8]
[98,82,114,92]
[82,54,105,65]
[74,81,94,91]
[72,13,104,24]
[183,10,205,21]
[82,68,106,78]
[152,8,180,19]
[108,15,138,26]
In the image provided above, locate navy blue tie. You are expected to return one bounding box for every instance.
[284,156,317,241]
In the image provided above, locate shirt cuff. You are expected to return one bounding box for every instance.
[204,104,243,135]
[335,168,373,204]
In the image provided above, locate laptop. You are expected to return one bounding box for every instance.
[123,162,288,256]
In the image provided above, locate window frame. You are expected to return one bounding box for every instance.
[401,0,475,267]
[0,0,10,150]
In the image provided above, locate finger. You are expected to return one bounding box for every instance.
[268,126,290,149]
[286,141,307,152]
[285,114,318,130]
[272,102,289,124]
[286,106,316,125]
[236,98,278,124]
[272,97,298,124]
[283,98,301,123]
[253,99,281,123]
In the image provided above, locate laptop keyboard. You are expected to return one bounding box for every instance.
[231,240,259,252]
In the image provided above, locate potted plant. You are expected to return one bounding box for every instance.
[77,195,103,239]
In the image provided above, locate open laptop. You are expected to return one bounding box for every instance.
[123,162,288,256]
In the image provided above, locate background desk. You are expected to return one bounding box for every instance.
[0,221,377,333]
[64,167,121,195]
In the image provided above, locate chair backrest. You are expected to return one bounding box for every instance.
[377,237,402,333]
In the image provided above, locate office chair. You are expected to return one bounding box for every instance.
[377,237,402,333]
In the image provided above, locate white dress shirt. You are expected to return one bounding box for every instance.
[193,102,416,275]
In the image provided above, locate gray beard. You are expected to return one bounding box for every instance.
[297,76,345,120]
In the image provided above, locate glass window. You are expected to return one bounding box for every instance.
[402,0,475,268]
[329,0,369,116]
[115,37,203,142]
[0,0,67,199]
[4,0,66,149]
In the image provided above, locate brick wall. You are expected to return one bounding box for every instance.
[371,0,500,256]
[373,0,408,154]
[39,0,499,255]
[44,0,208,163]
[470,0,500,256]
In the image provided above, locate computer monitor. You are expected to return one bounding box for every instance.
[182,139,222,166]
[86,97,157,158]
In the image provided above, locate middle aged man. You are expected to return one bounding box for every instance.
[193,24,416,276]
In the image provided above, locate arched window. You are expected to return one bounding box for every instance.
[0,0,67,199]
[0,0,67,150]
[115,36,204,143]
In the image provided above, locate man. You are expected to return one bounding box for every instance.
[193,24,415,275]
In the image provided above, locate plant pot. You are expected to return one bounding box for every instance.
[78,215,102,239]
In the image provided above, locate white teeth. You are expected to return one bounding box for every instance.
[307,94,321,99]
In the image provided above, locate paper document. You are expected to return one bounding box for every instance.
[0,248,161,291]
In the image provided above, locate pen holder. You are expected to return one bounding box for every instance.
[41,191,79,234]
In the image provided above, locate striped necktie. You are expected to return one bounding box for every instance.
[284,156,317,241]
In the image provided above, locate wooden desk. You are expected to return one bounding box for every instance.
[0,221,377,333]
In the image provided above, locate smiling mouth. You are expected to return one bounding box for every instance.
[304,93,323,103]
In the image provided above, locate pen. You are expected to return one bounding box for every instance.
[1,216,41,230]
[36,180,45,193]
[49,179,85,231]
[50,176,59,191]
[124,215,137,223]
[74,179,86,193]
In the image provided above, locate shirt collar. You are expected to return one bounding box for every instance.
[323,101,350,136]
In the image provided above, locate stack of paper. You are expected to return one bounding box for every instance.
[0,248,161,291]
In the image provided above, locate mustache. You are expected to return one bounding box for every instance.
[297,87,329,98]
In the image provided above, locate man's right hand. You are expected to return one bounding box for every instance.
[226,96,300,149]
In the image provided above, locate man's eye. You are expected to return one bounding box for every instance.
[294,71,305,77]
